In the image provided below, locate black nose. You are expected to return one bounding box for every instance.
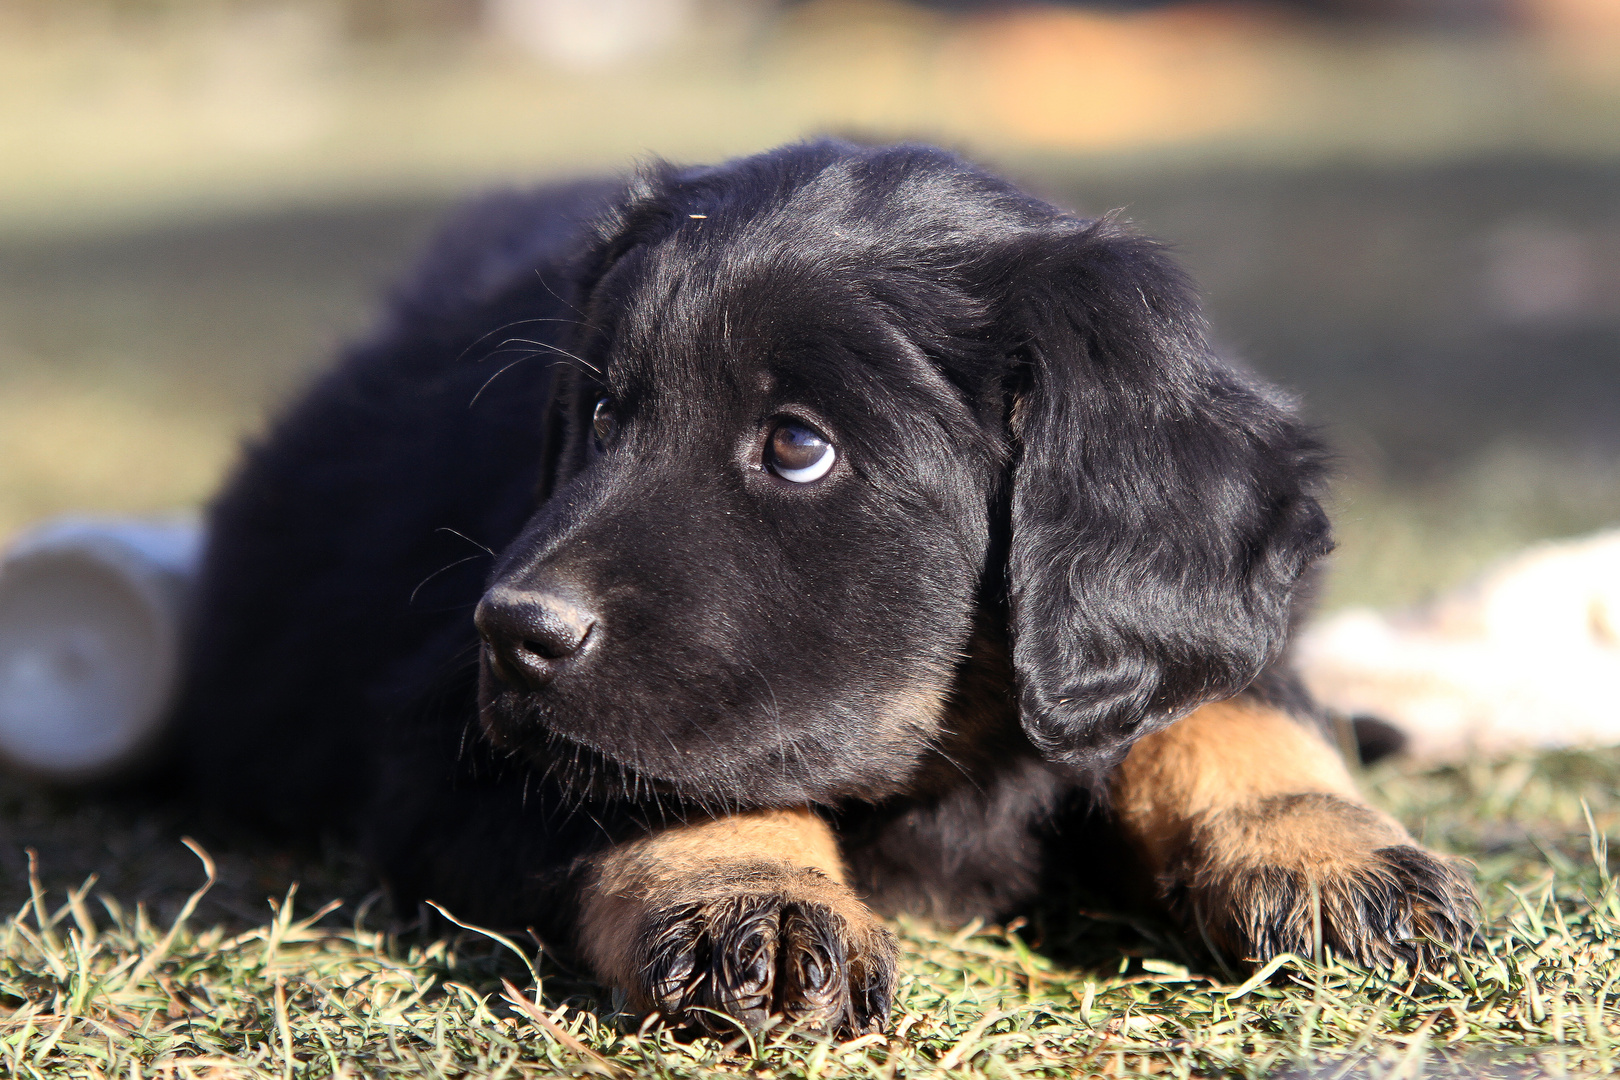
[474,586,597,689]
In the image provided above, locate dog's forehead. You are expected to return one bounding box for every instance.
[605,238,912,408]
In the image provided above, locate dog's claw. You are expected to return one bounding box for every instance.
[1209,844,1480,967]
[1172,795,1482,968]
[638,891,895,1038]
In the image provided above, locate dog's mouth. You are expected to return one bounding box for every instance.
[475,655,702,804]
[532,725,683,804]
[473,643,881,809]
[487,703,690,805]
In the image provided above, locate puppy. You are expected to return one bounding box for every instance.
[172,141,1478,1036]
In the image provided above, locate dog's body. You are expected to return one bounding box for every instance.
[173,142,1476,1035]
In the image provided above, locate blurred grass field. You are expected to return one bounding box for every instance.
[4,157,1617,610]
[3,1,1620,1076]
[3,0,1619,610]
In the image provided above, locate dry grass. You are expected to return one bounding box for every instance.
[6,748,1620,1077]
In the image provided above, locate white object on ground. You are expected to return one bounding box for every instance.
[1296,528,1620,762]
[0,516,205,780]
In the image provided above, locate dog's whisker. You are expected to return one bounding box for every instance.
[741,658,792,794]
[408,554,488,606]
[453,314,589,366]
[469,346,601,393]
[432,527,496,557]
[467,355,541,408]
[532,266,591,322]
[493,336,603,377]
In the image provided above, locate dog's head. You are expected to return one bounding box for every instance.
[472,141,1330,806]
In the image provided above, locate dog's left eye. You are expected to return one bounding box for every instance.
[767,423,836,483]
[592,398,617,449]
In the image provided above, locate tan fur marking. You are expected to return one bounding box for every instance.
[1113,698,1405,880]
[579,808,852,994]
[1107,699,1481,967]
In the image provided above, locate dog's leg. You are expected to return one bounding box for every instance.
[578,808,897,1037]
[1112,697,1478,966]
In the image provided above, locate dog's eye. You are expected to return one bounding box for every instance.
[592,398,617,448]
[767,422,836,483]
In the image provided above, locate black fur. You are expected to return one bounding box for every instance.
[175,142,1356,970]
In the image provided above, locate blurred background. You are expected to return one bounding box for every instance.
[1,0,1617,612]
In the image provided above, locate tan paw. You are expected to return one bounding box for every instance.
[628,862,897,1037]
[1168,793,1479,966]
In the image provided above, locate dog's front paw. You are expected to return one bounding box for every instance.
[1172,793,1479,967]
[632,864,897,1038]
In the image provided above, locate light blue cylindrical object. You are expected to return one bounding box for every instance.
[0,516,205,779]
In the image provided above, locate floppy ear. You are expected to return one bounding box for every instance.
[1000,216,1331,772]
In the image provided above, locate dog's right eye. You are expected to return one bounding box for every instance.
[592,398,617,449]
[766,422,836,483]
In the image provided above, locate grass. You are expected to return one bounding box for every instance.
[5,747,1620,1078]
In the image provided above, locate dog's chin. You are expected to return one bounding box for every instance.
[479,704,664,805]
[475,668,729,806]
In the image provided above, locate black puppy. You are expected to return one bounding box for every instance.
[174,140,1477,1036]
